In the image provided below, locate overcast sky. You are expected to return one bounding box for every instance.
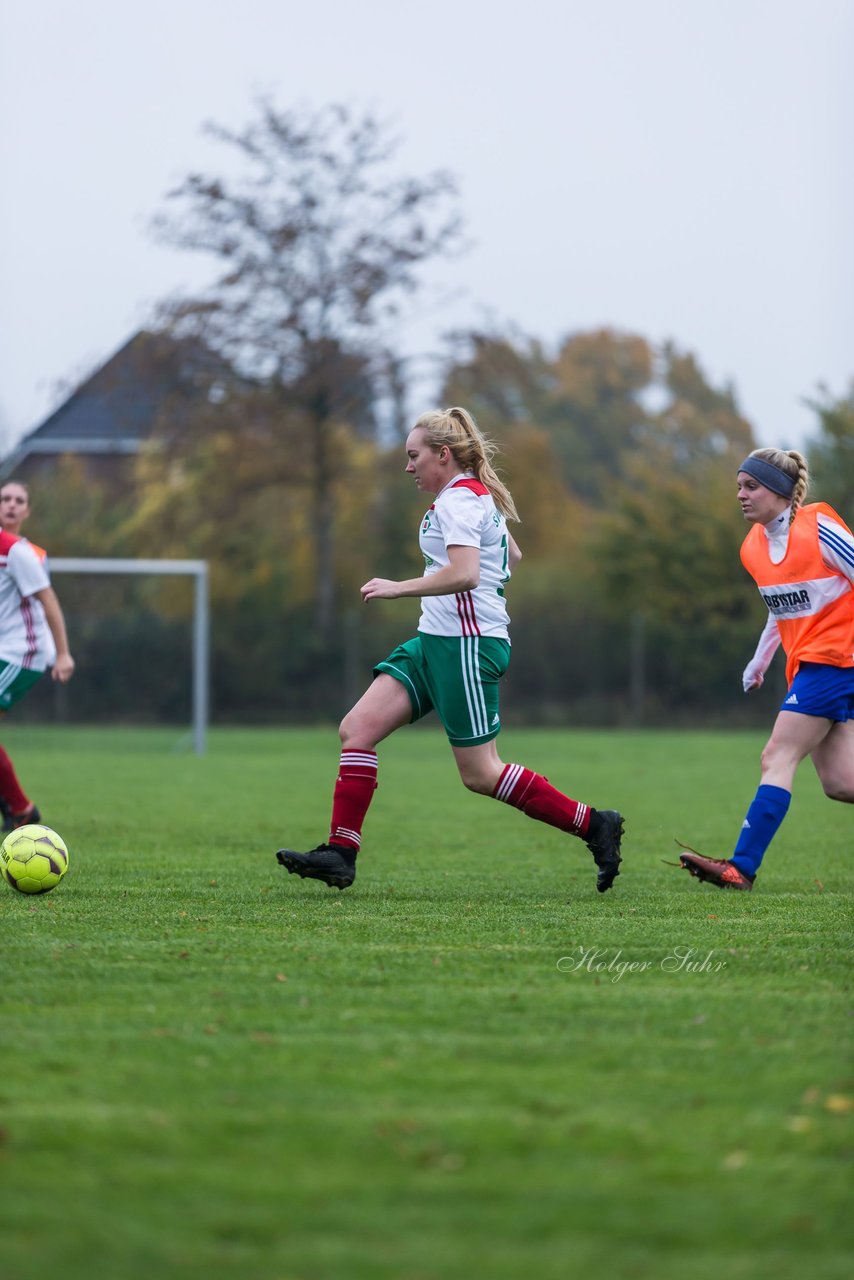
[1,0,851,452]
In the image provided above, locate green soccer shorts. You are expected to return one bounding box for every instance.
[374,632,511,746]
[0,660,44,712]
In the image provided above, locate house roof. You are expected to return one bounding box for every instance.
[0,330,228,476]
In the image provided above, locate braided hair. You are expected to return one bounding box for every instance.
[748,448,809,525]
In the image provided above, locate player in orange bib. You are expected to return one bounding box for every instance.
[680,448,853,890]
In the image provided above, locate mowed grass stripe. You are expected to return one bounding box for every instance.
[0,726,851,1280]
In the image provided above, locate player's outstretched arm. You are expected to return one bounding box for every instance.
[508,534,522,569]
[742,613,781,692]
[34,586,75,682]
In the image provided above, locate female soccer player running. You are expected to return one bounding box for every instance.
[680,448,853,890]
[0,480,75,828]
[277,407,624,892]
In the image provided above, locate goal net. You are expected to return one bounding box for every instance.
[45,558,209,753]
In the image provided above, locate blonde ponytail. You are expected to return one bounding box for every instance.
[413,406,520,522]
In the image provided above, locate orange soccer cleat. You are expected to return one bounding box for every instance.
[679,850,754,891]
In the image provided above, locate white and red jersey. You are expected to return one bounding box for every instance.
[0,531,56,670]
[417,474,512,639]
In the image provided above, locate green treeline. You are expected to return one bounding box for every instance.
[20,328,853,728]
[17,101,854,728]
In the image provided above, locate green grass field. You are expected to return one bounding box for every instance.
[1,726,851,1280]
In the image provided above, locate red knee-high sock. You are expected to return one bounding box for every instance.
[0,744,30,813]
[329,749,378,851]
[493,763,591,837]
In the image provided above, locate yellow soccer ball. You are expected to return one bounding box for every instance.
[0,824,69,894]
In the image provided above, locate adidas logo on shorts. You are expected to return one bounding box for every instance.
[785,693,799,705]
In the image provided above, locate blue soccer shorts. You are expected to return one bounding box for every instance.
[780,662,854,722]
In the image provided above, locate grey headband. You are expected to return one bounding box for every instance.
[737,456,796,499]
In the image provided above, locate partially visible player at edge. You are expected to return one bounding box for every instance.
[680,448,854,891]
[0,481,75,829]
[276,406,625,892]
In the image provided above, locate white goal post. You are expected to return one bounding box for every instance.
[50,558,210,755]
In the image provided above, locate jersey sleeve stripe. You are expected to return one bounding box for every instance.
[818,524,854,569]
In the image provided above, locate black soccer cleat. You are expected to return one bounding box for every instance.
[276,842,357,890]
[585,808,624,892]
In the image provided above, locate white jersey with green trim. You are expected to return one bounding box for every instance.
[417,474,512,639]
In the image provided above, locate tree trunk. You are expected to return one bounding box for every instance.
[311,406,335,642]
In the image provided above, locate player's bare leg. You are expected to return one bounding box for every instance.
[452,741,624,892]
[810,718,854,802]
[680,710,841,890]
